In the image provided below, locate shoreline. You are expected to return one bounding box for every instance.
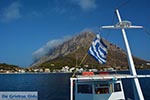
[0,69,149,75]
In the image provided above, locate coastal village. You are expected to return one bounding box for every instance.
[0,62,150,74]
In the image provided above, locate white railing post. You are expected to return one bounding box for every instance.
[70,78,73,100]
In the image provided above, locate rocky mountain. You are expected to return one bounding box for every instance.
[30,32,146,70]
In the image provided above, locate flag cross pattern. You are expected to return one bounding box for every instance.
[88,34,107,64]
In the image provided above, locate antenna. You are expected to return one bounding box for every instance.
[102,9,144,100]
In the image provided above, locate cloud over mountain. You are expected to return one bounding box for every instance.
[32,36,71,61]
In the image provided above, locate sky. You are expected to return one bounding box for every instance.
[0,0,150,67]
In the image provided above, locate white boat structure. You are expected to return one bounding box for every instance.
[70,9,150,100]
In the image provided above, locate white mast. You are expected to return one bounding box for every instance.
[102,9,144,100]
[116,9,144,100]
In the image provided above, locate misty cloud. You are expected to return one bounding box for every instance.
[32,36,71,61]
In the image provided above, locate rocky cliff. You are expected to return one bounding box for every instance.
[30,31,146,70]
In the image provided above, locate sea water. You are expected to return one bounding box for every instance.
[0,70,149,100]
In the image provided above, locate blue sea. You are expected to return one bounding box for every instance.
[0,70,150,100]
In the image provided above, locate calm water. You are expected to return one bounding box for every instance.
[0,70,150,100]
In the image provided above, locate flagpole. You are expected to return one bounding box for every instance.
[115,9,144,100]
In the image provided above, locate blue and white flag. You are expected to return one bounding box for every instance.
[88,34,107,64]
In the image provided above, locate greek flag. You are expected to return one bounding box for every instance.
[88,34,107,64]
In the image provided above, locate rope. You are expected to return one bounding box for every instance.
[116,0,130,9]
[79,53,88,66]
[105,12,116,40]
[72,53,88,77]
